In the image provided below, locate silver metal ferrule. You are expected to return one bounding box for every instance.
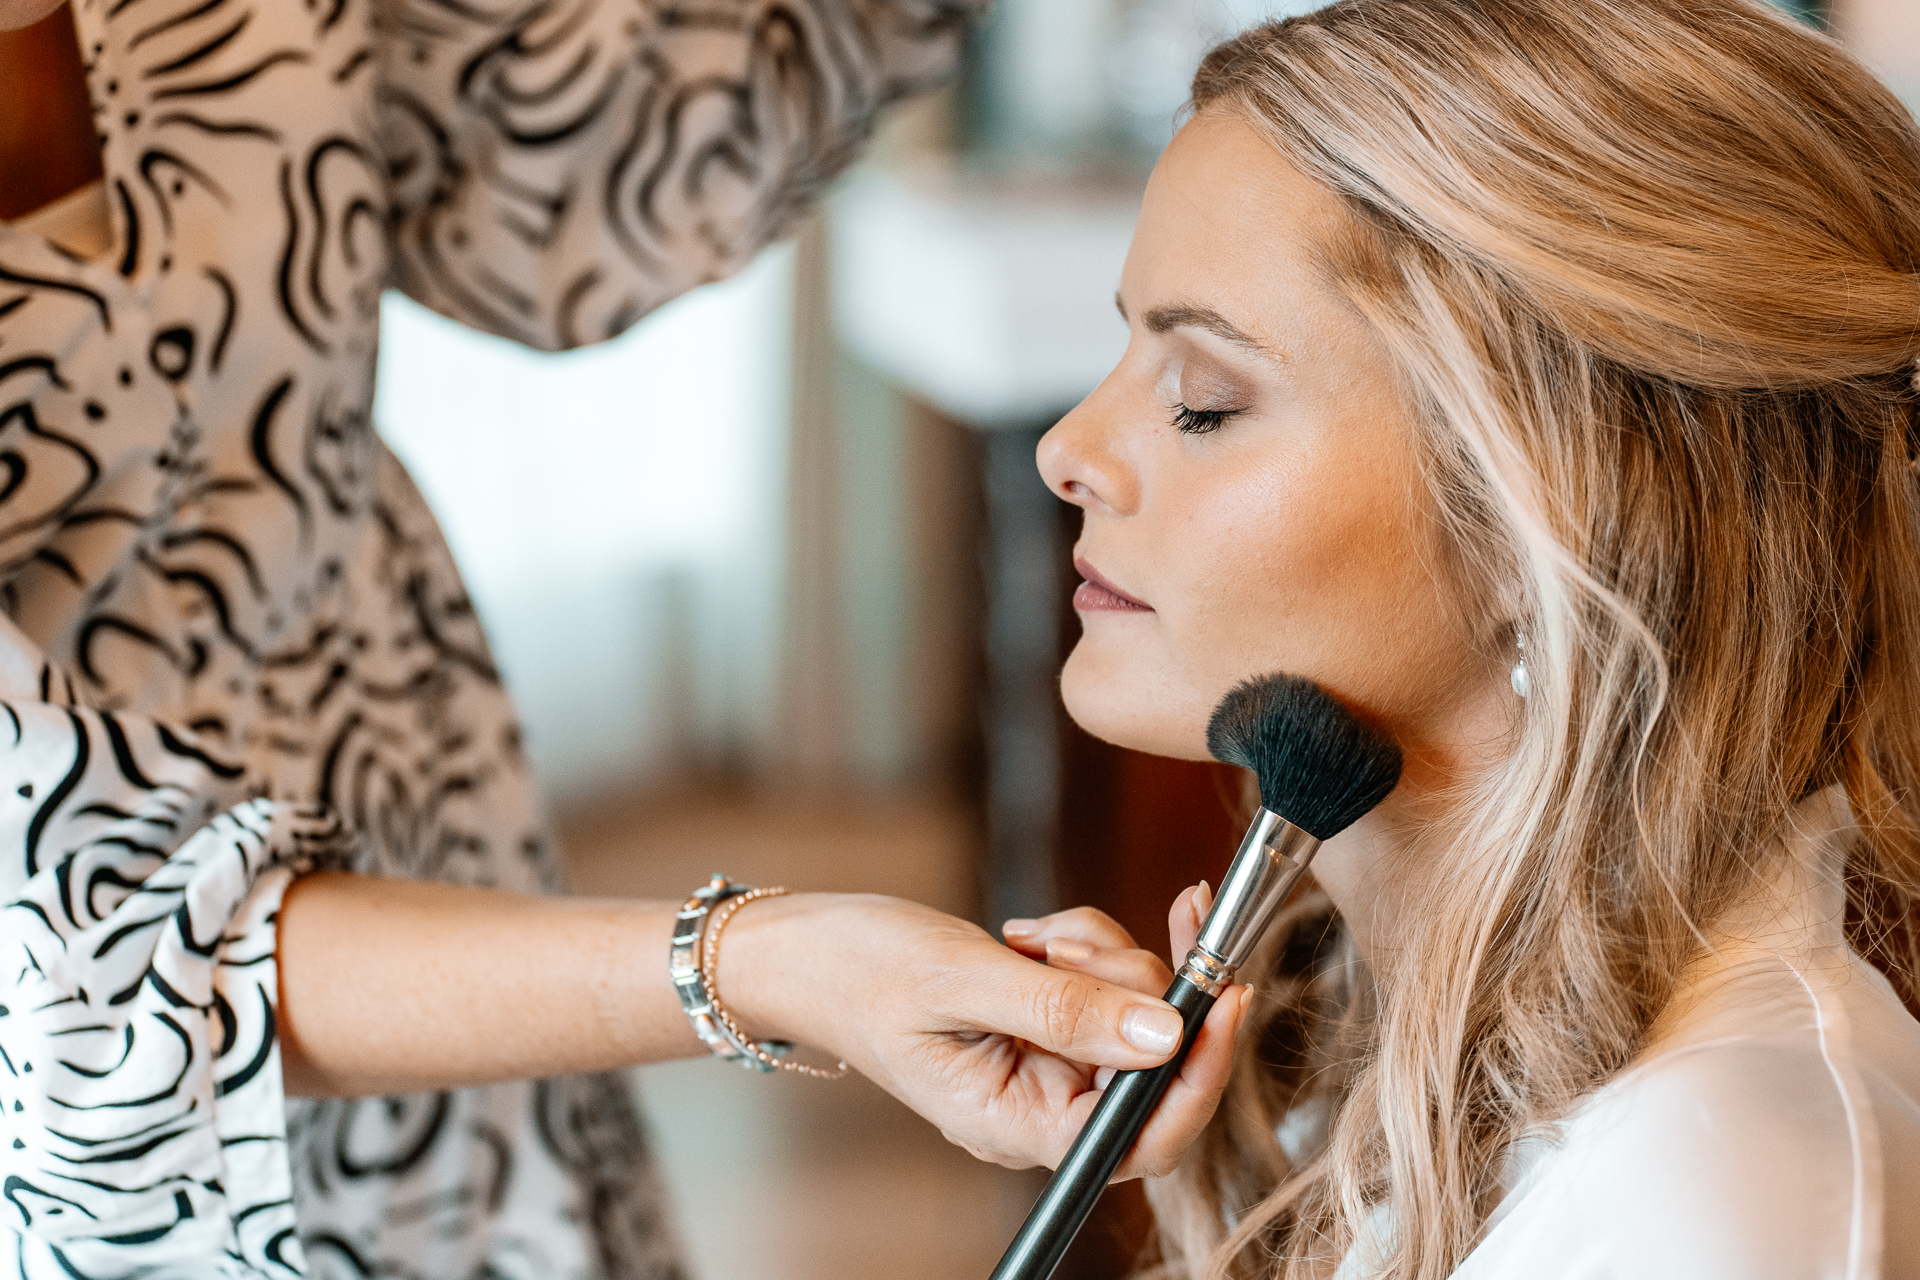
[1176,948,1236,997]
[1177,809,1322,992]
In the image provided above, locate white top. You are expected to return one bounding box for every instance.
[1338,789,1920,1280]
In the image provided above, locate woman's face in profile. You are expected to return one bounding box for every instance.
[1040,111,1498,769]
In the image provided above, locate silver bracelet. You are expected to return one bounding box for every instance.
[669,874,796,1073]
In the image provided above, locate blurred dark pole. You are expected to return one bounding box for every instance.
[780,216,855,786]
[981,423,1067,929]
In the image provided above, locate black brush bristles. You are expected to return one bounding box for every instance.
[1205,673,1404,840]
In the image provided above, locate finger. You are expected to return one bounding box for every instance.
[1044,938,1175,996]
[1167,881,1211,966]
[1003,906,1141,958]
[953,947,1189,1070]
[1113,983,1253,1181]
[1001,924,1050,960]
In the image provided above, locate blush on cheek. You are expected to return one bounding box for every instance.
[1170,481,1445,725]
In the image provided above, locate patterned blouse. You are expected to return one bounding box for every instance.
[0,0,974,1275]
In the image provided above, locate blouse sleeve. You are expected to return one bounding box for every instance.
[0,682,353,1276]
[375,0,983,351]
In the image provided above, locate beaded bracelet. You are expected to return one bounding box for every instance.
[669,874,848,1079]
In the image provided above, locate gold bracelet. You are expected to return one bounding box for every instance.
[699,885,850,1080]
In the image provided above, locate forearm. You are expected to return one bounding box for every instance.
[270,871,1234,1183]
[276,872,702,1097]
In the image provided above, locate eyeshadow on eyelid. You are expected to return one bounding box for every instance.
[1179,359,1252,407]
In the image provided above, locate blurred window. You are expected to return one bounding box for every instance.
[374,249,792,798]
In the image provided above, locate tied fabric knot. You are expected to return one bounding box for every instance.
[1,702,356,1276]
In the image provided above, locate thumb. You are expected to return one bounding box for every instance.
[962,947,1186,1069]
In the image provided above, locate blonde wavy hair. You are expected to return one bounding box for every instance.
[1145,2,1920,1278]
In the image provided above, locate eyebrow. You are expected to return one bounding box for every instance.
[1115,295,1283,360]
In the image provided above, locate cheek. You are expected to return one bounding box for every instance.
[1165,450,1467,725]
[1177,484,1361,675]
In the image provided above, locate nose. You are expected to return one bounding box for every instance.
[1037,383,1140,517]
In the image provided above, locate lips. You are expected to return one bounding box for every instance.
[1073,558,1151,612]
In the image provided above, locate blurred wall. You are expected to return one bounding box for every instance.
[374,252,792,801]
[971,0,1333,164]
[1832,0,1920,110]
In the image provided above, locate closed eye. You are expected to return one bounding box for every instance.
[1173,404,1245,435]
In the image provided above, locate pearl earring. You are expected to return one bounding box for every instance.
[1510,633,1531,699]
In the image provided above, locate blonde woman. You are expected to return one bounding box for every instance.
[1002,1,1920,1276]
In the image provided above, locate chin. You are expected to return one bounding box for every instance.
[1059,642,1213,762]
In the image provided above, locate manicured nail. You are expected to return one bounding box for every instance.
[1003,918,1039,938]
[1240,985,1256,1016]
[1094,1066,1116,1090]
[1195,880,1213,914]
[1047,938,1093,964]
[1122,1004,1183,1056]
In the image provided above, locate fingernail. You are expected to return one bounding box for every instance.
[1003,918,1039,938]
[1240,985,1256,1015]
[1047,938,1093,964]
[1122,1004,1183,1056]
[1195,880,1213,914]
[1094,1066,1116,1090]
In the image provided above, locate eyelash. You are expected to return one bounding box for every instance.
[1172,403,1246,435]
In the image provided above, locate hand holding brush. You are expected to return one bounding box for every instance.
[988,673,1404,1280]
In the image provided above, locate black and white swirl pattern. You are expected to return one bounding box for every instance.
[0,0,978,1273]
[0,707,352,1277]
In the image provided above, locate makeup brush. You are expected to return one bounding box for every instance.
[989,673,1403,1280]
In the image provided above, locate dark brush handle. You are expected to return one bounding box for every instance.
[988,974,1215,1280]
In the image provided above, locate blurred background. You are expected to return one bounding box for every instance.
[371,2,1920,1276]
